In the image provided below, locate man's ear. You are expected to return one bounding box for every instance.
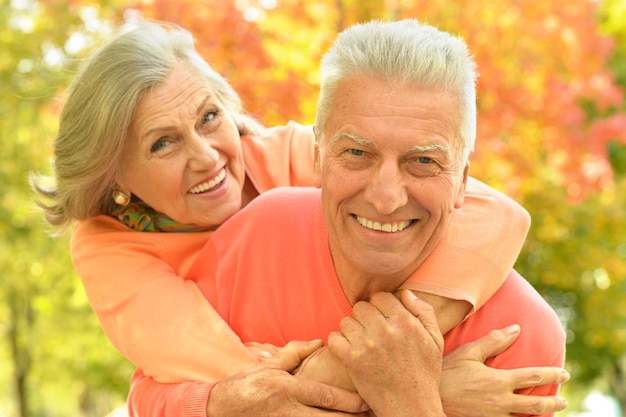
[313,142,322,188]
[454,163,470,209]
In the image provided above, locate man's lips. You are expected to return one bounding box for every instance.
[355,215,414,233]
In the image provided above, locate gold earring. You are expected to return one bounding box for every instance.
[112,190,130,206]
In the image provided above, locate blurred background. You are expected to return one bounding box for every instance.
[1,0,625,416]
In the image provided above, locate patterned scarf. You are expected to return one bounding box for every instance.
[111,200,213,233]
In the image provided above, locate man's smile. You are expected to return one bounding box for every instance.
[355,215,415,233]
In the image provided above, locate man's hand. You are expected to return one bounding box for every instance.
[441,325,570,417]
[207,340,369,417]
[294,346,355,392]
[328,290,445,417]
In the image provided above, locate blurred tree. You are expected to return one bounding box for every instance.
[133,0,315,125]
[1,0,133,416]
[517,174,626,415]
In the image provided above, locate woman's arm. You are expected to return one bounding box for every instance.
[400,177,531,330]
[128,341,369,417]
[127,324,568,417]
[440,326,569,417]
[71,124,318,384]
[71,216,259,383]
[295,328,568,417]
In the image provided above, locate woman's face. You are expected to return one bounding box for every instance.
[117,62,246,227]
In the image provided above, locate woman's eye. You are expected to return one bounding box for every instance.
[202,110,219,125]
[150,137,171,153]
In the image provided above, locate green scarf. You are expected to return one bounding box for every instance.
[111,200,213,233]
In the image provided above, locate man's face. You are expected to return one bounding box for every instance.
[315,77,469,286]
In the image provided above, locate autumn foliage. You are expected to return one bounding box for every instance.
[129,1,626,411]
[130,0,626,203]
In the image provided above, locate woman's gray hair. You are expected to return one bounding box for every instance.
[314,19,477,163]
[30,19,260,234]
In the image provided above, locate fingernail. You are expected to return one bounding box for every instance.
[504,324,520,335]
[360,402,371,412]
[561,369,571,382]
[259,350,274,359]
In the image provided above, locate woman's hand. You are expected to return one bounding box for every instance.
[207,339,369,417]
[440,325,570,417]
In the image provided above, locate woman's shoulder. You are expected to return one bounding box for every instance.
[72,215,130,238]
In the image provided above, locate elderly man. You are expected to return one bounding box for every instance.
[129,19,567,417]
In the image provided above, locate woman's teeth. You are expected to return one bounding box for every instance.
[189,169,226,194]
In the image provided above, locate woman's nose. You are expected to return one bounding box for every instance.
[187,134,219,171]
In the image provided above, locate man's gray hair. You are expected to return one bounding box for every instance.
[314,19,477,163]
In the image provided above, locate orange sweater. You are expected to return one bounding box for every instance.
[128,187,555,417]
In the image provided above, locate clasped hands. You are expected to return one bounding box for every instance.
[207,290,569,417]
[294,289,569,417]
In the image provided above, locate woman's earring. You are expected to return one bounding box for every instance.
[112,190,131,206]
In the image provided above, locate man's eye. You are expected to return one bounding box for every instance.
[417,156,433,164]
[348,149,365,156]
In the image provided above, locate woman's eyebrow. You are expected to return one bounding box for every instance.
[140,94,214,143]
[196,94,212,117]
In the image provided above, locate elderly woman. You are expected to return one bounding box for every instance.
[31,19,562,416]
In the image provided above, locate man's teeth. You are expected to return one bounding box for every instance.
[356,216,412,233]
[189,169,226,194]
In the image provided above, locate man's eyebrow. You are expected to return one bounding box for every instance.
[332,132,376,147]
[407,143,451,155]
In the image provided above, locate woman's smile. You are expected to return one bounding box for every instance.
[189,168,227,194]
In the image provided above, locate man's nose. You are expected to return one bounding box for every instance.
[363,161,408,215]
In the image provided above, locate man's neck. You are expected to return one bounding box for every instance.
[335,265,410,305]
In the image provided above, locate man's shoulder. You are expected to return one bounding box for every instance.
[217,187,321,237]
[498,271,559,315]
[476,271,562,327]
[247,186,320,215]
[467,270,564,352]
[447,271,565,368]
[485,271,566,367]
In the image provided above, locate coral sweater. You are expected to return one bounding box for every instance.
[128,187,562,417]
